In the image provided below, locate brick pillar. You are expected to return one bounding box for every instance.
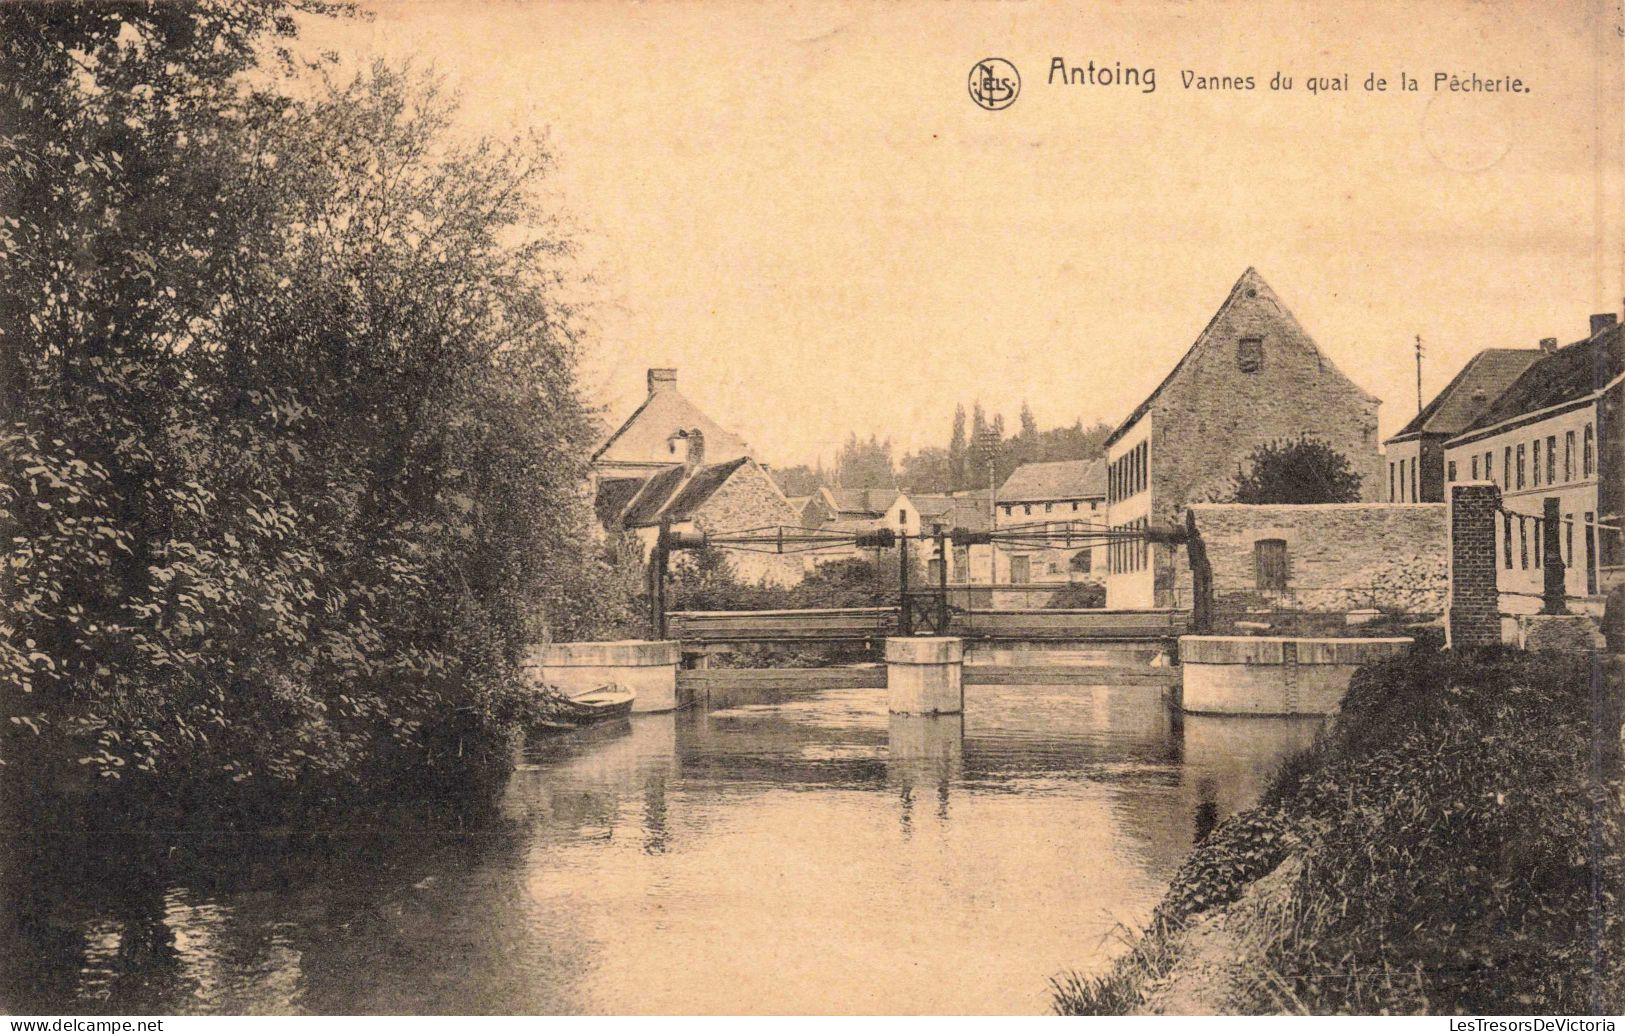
[1541,496,1567,615]
[1448,483,1502,649]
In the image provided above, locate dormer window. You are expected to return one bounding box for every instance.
[1238,337,1263,373]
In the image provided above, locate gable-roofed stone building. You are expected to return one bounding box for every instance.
[1103,268,1385,608]
[593,368,753,482]
[591,368,800,586]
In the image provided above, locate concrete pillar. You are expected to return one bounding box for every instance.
[1448,483,1502,649]
[885,637,964,714]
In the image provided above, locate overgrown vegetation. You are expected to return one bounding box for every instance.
[1,3,630,831]
[668,550,909,612]
[1226,435,1364,504]
[1055,647,1624,1015]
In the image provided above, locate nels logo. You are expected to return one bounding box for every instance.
[969,58,1020,110]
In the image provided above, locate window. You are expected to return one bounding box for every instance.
[1023,504,1032,516]
[1533,439,1542,486]
[1534,518,1542,568]
[1584,424,1595,477]
[1519,517,1528,569]
[1255,539,1288,592]
[1047,562,1059,575]
[928,558,942,583]
[1010,555,1030,583]
[1565,431,1576,481]
[1484,452,1492,482]
[1516,444,1526,489]
[898,508,908,526]
[1003,504,1013,517]
[1504,446,1512,488]
[1045,502,1054,513]
[1090,501,1098,511]
[1447,460,1457,482]
[1547,435,1557,484]
[1504,512,1514,569]
[1566,512,1574,564]
[1411,457,1418,501]
[1389,462,1396,501]
[1238,337,1263,373]
[1071,501,1079,511]
[1471,455,1479,480]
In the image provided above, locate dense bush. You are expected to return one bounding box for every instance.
[1044,581,1106,609]
[1,4,626,830]
[668,549,909,611]
[1057,647,1624,1015]
[1267,649,1623,1014]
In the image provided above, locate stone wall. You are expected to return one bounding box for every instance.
[1185,503,1448,614]
[692,460,803,586]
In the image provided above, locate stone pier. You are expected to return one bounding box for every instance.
[1179,635,1413,715]
[885,637,964,715]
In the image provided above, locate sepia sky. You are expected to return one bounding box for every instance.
[306,1,1622,469]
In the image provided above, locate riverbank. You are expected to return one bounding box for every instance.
[1053,646,1625,1015]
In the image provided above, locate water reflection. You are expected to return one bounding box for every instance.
[2,682,1320,1015]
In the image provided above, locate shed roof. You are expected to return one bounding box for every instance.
[998,458,1106,502]
[1460,325,1623,435]
[820,487,901,516]
[1387,348,1543,442]
[612,457,754,529]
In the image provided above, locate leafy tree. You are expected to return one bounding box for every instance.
[948,404,968,488]
[833,433,896,488]
[898,446,954,494]
[770,463,826,497]
[1228,436,1364,504]
[1019,401,1038,439]
[1,3,619,827]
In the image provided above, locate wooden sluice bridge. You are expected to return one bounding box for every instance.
[648,518,1197,679]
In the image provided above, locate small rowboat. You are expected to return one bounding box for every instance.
[553,685,636,725]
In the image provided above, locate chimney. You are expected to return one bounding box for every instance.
[1591,313,1619,338]
[1539,337,1559,354]
[647,368,677,396]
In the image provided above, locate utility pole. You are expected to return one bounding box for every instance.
[1415,334,1424,416]
[974,426,1000,586]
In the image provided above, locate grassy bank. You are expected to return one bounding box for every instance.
[1054,645,1625,1015]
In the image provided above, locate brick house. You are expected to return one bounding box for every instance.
[593,368,752,482]
[595,437,803,587]
[992,459,1106,586]
[1382,347,1542,502]
[1441,313,1622,618]
[1102,268,1384,609]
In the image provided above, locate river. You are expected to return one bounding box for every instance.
[2,680,1319,1015]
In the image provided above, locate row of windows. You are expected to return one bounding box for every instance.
[1499,510,1600,593]
[1388,456,1421,502]
[1392,422,1598,502]
[1108,441,1148,504]
[1000,499,1099,518]
[1108,518,1148,574]
[1445,424,1595,492]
